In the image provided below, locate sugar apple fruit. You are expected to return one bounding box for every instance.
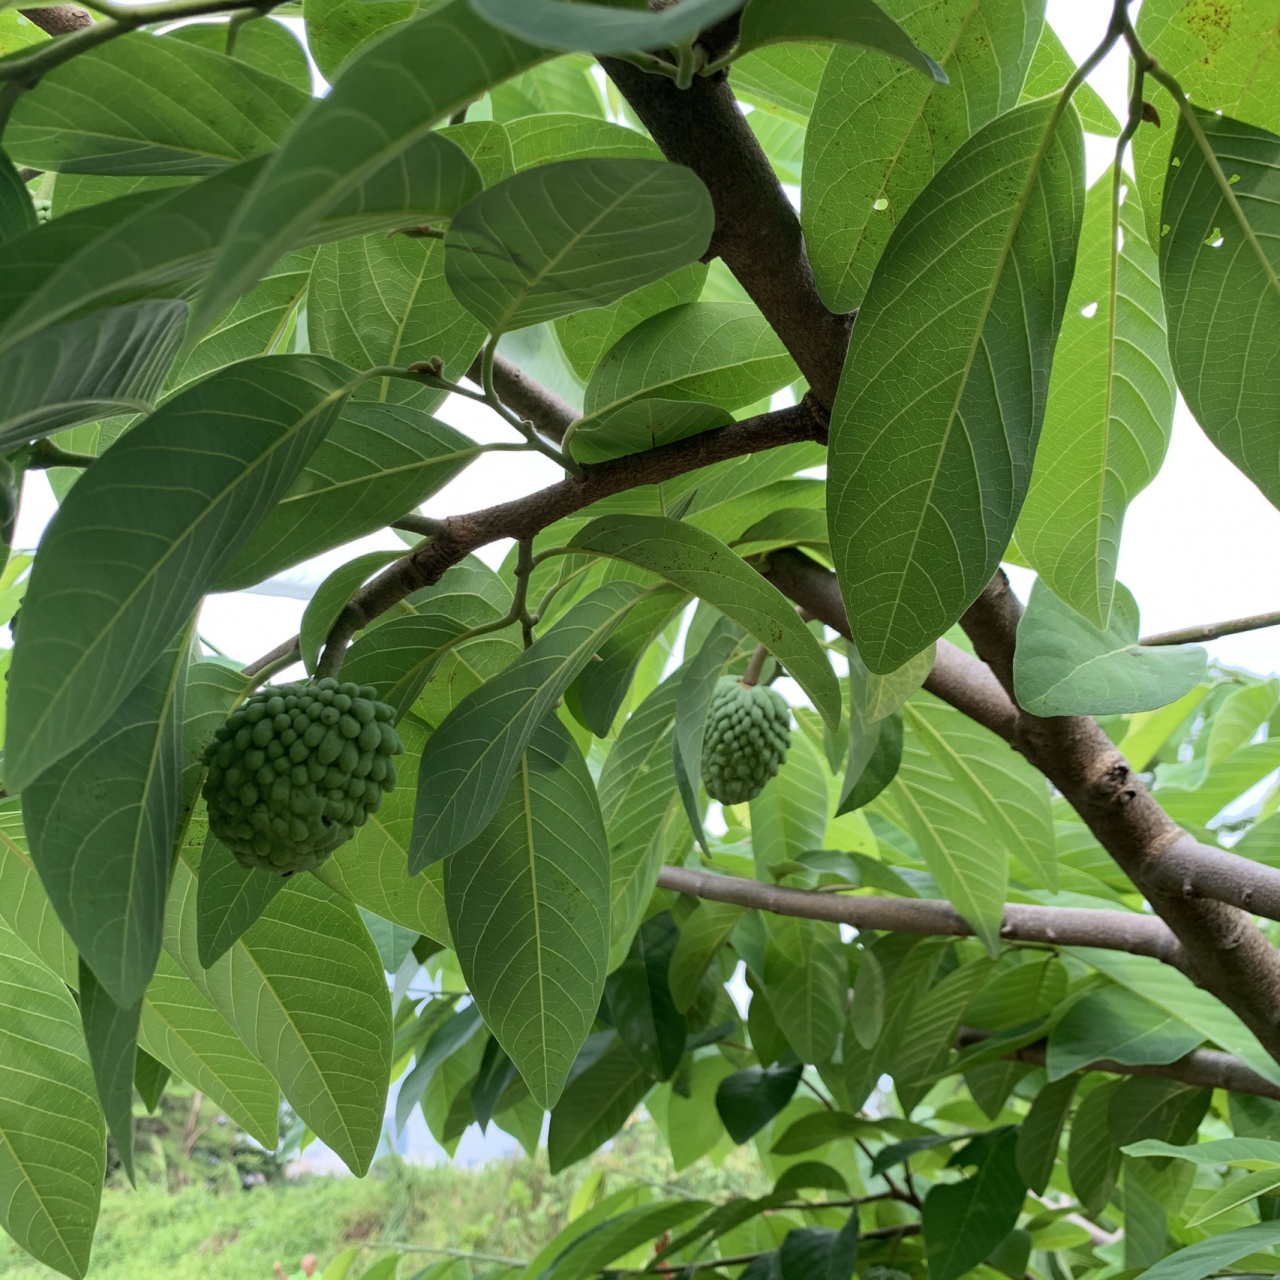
[701,677,791,806]
[202,677,403,874]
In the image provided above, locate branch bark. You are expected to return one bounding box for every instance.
[18,5,93,34]
[656,865,1185,965]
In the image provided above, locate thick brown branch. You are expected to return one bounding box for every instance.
[18,5,93,34]
[957,1027,1280,1103]
[466,352,577,445]
[601,58,851,408]
[656,866,1185,966]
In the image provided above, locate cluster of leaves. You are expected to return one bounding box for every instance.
[1,0,1280,1279]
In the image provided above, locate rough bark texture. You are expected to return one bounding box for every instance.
[18,4,93,34]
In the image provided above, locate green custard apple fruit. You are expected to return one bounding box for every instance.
[701,676,791,806]
[202,677,403,874]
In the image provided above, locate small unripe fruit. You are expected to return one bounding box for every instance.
[700,677,792,806]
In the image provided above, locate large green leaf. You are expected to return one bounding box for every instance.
[1012,579,1207,717]
[469,0,741,53]
[548,1033,653,1173]
[166,841,393,1174]
[302,0,414,82]
[541,1200,709,1280]
[1159,111,1280,508]
[76,958,141,1184]
[23,631,189,1008]
[444,159,713,336]
[315,716,450,945]
[490,54,605,123]
[802,0,1042,312]
[570,399,732,466]
[167,17,312,94]
[0,801,78,984]
[195,831,286,969]
[1016,173,1175,627]
[1016,1073,1078,1194]
[597,668,686,967]
[1138,1221,1280,1280]
[736,0,945,82]
[0,918,104,1280]
[6,354,354,792]
[577,301,799,432]
[218,405,476,591]
[731,44,830,122]
[762,915,845,1063]
[828,98,1084,673]
[507,113,659,173]
[605,912,686,1081]
[1046,986,1203,1079]
[299,550,403,675]
[445,716,609,1109]
[1018,24,1118,136]
[6,32,308,175]
[0,300,185,450]
[195,0,551,333]
[751,729,828,875]
[569,515,840,729]
[411,580,646,868]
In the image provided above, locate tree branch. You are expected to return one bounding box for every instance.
[655,865,1185,967]
[18,5,92,34]
[1141,608,1280,647]
[465,351,577,445]
[956,1027,1280,1103]
[601,58,852,408]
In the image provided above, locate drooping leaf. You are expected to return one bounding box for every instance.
[1067,1078,1121,1213]
[23,630,189,1008]
[569,515,840,728]
[1159,111,1280,509]
[1016,1073,1079,1194]
[6,32,308,175]
[444,158,713,336]
[6,354,354,792]
[410,580,646,869]
[837,709,902,814]
[195,830,286,969]
[669,900,745,1014]
[77,958,141,1185]
[605,911,686,1082]
[1046,985,1203,1079]
[1016,174,1175,626]
[1013,579,1207,716]
[445,716,609,1109]
[0,300,185,451]
[394,1004,483,1133]
[761,915,845,1063]
[469,0,742,54]
[132,1048,170,1113]
[802,0,1042,312]
[548,1034,653,1173]
[299,550,403,675]
[196,0,551,333]
[736,0,945,83]
[751,729,828,876]
[0,918,105,1280]
[828,97,1085,673]
[716,1062,804,1143]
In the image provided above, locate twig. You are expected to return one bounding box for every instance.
[1141,609,1280,647]
[391,514,446,539]
[242,636,299,680]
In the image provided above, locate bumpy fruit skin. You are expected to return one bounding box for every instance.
[701,677,791,806]
[202,677,403,875]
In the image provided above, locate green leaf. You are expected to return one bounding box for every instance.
[196,0,550,334]
[6,354,354,792]
[1067,1078,1121,1213]
[308,231,485,407]
[923,1129,1026,1280]
[597,668,686,967]
[1160,111,1280,509]
[577,301,799,431]
[167,18,312,95]
[802,0,1042,312]
[1047,985,1203,1079]
[605,911,686,1081]
[569,515,840,729]
[1016,174,1175,627]
[778,1214,859,1280]
[771,1111,888,1155]
[180,659,246,811]
[731,44,830,123]
[656,1055,734,1170]
[737,0,945,82]
[469,0,742,54]
[569,398,731,465]
[1124,1136,1280,1168]
[410,580,646,868]
[555,263,706,383]
[716,1062,803,1143]
[0,149,36,242]
[77,957,140,1185]
[751,729,828,876]
[541,1200,709,1280]
[507,113,659,173]
[339,556,514,720]
[394,1004,483,1132]
[0,299,185,450]
[1016,1073,1078,1194]
[1185,1166,1280,1228]
[1012,579,1207,716]
[7,32,308,175]
[548,1033,653,1173]
[669,901,745,1014]
[300,550,403,675]
[445,716,609,1109]
[0,918,104,1280]
[1108,1076,1210,1150]
[1019,24,1118,136]
[491,55,605,123]
[166,843,393,1174]
[828,98,1084,673]
[1136,1222,1280,1280]
[133,1048,170,1113]
[195,830,286,969]
[574,583,686,736]
[23,629,189,1008]
[302,0,414,82]
[761,915,845,1063]
[837,709,902,814]
[444,158,713,336]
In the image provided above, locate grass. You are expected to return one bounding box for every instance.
[0,1121,771,1280]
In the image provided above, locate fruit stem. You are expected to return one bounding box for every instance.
[739,642,770,688]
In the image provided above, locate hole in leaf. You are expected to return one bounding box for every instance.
[1172,155,1181,167]
[1119,184,1129,204]
[1229,173,1241,184]
[1206,227,1224,247]
[1081,302,1099,318]
[1116,227,1126,252]
[872,197,889,211]
[1162,223,1171,237]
